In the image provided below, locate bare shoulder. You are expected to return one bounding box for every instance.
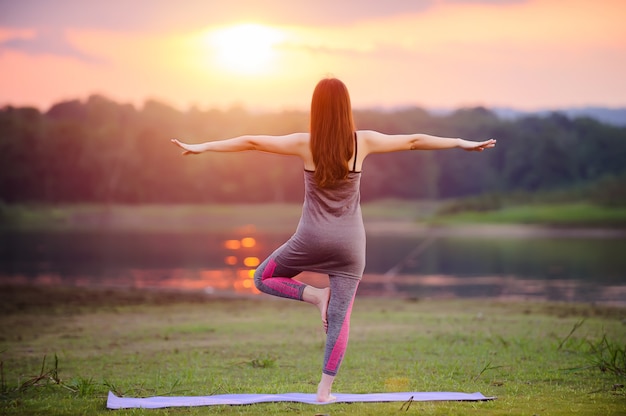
[358,129,386,143]
[272,132,309,147]
[290,132,310,144]
[279,132,312,165]
[357,129,389,154]
[357,129,418,154]
[293,132,314,168]
[357,129,377,139]
[285,132,310,154]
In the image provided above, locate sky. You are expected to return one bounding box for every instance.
[1,0,625,112]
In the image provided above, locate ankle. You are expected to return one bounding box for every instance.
[302,285,321,305]
[317,373,334,393]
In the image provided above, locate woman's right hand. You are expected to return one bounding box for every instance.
[460,138,497,152]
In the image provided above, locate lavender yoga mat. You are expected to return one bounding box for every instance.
[107,391,495,409]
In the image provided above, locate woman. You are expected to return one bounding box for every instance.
[171,78,496,402]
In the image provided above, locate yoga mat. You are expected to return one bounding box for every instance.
[107,391,495,409]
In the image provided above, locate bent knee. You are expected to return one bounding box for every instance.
[253,267,265,289]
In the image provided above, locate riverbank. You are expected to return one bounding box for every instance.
[1,201,625,233]
[1,284,624,415]
[432,202,626,228]
[0,202,407,233]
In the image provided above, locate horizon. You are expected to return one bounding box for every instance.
[5,92,625,118]
[1,0,625,112]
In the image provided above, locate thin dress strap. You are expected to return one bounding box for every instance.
[352,131,358,172]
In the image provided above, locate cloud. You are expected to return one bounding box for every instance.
[0,0,530,61]
[0,28,103,63]
[444,0,525,3]
[0,0,436,31]
[0,0,436,60]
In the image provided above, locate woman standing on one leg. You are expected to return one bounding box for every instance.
[172,77,496,402]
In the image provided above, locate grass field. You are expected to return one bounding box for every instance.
[1,285,625,415]
[2,200,625,234]
[1,201,431,233]
[432,202,626,228]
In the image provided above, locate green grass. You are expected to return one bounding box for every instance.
[3,200,625,234]
[432,203,626,227]
[0,203,304,233]
[0,201,430,233]
[1,285,625,415]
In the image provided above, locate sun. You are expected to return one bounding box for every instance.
[206,24,285,76]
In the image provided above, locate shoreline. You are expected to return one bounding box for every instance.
[2,282,625,312]
[364,221,626,238]
[3,273,625,308]
[2,202,626,234]
[2,217,625,238]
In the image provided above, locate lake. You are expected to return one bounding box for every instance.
[1,227,625,305]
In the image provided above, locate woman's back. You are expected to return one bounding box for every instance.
[280,169,365,280]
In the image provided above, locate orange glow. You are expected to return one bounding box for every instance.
[224,256,237,265]
[2,267,265,295]
[224,240,241,250]
[240,237,256,248]
[243,257,260,267]
[0,28,36,42]
[1,1,625,111]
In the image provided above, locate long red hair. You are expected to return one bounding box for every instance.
[310,78,356,188]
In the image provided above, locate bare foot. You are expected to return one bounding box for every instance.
[302,286,331,332]
[316,382,336,403]
[318,287,330,333]
[316,393,337,403]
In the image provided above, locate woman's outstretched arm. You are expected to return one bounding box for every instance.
[360,130,496,155]
[171,133,309,157]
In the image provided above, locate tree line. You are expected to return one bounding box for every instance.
[1,95,625,204]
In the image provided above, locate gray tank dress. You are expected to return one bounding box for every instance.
[271,139,365,280]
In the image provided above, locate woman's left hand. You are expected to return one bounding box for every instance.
[171,138,201,155]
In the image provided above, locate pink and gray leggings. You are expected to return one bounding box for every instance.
[253,257,360,377]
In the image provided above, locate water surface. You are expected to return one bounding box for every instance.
[1,229,625,305]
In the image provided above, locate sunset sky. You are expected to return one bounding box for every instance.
[1,0,625,112]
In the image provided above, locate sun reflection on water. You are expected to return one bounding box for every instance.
[218,236,261,294]
[4,231,623,305]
